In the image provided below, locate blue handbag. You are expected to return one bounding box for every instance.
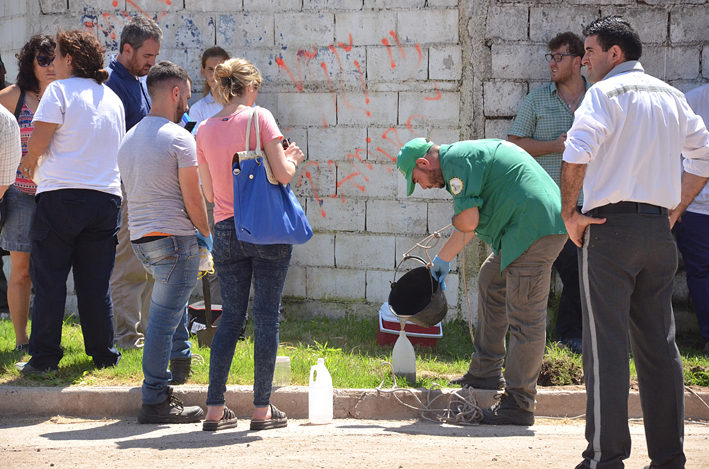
[232,107,313,245]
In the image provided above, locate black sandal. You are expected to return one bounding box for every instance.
[250,404,287,431]
[202,406,238,431]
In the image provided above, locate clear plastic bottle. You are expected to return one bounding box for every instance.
[309,357,333,424]
[273,356,291,387]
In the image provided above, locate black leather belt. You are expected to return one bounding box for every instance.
[588,202,668,217]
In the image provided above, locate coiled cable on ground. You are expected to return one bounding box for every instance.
[375,362,483,425]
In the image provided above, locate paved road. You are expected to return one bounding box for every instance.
[2,417,708,468]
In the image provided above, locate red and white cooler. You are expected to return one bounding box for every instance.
[376,302,443,348]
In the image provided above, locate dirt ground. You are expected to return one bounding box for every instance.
[2,416,708,468]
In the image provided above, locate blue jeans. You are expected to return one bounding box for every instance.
[206,218,292,408]
[132,235,199,405]
[28,189,122,370]
[674,210,709,340]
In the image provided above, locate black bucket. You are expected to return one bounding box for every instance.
[388,256,447,328]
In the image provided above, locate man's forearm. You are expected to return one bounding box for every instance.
[675,172,709,216]
[509,136,563,156]
[560,161,586,219]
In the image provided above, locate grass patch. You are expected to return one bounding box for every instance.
[1,315,708,388]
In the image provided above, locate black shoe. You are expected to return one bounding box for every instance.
[138,387,204,424]
[449,372,506,390]
[16,362,56,377]
[169,358,192,385]
[559,337,583,355]
[480,391,534,426]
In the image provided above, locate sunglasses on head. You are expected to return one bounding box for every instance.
[36,55,54,67]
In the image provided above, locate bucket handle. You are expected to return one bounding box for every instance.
[391,255,437,297]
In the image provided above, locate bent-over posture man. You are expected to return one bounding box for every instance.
[117,61,211,423]
[397,138,567,425]
[561,16,709,469]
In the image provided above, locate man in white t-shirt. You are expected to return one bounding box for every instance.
[118,61,210,423]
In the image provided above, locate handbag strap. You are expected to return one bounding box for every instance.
[14,87,26,120]
[244,106,262,154]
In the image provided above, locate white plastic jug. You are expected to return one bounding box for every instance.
[391,320,416,383]
[309,357,333,424]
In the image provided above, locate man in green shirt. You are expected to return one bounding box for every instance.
[397,138,567,425]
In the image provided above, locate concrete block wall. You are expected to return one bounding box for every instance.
[2,0,707,326]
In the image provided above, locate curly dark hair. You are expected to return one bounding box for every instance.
[56,30,109,84]
[15,35,56,93]
[548,32,584,58]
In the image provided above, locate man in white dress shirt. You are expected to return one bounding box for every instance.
[561,16,709,469]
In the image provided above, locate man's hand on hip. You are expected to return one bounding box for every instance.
[563,211,606,248]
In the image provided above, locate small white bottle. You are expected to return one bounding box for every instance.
[391,320,416,383]
[309,357,333,424]
[273,356,291,387]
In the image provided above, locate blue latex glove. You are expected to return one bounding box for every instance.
[430,256,450,291]
[196,232,213,252]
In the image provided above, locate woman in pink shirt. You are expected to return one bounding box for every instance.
[196,58,304,432]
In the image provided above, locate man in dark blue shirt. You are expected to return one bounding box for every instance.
[106,16,162,353]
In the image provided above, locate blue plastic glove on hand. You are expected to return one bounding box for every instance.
[196,232,213,252]
[430,256,450,291]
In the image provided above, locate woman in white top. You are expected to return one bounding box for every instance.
[188,46,230,127]
[16,30,125,375]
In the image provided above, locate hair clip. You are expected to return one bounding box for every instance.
[220,76,232,87]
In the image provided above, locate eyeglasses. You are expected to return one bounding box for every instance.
[545,53,577,63]
[35,55,54,67]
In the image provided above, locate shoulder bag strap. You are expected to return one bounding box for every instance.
[253,106,261,153]
[244,107,253,152]
[14,88,26,120]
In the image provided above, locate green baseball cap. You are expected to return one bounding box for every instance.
[397,138,434,196]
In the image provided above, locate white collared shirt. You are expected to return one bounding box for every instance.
[188,92,223,128]
[563,61,709,212]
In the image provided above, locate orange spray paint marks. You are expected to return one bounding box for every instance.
[337,33,353,52]
[327,160,346,202]
[366,137,372,143]
[375,147,397,163]
[126,0,150,17]
[353,60,369,105]
[382,127,404,148]
[286,126,290,132]
[320,61,338,112]
[405,114,436,133]
[298,162,326,217]
[390,31,404,58]
[112,1,118,7]
[382,38,396,69]
[328,47,370,117]
[425,82,442,101]
[415,44,422,64]
[275,57,303,92]
[299,46,318,60]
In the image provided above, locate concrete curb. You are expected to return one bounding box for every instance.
[3,385,709,421]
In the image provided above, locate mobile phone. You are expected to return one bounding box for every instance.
[281,138,291,149]
[184,121,197,133]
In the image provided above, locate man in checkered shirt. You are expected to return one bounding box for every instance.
[0,104,21,200]
[508,31,590,355]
